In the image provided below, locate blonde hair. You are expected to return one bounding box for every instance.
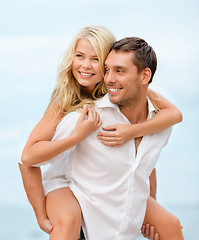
[50,25,116,116]
[147,89,160,112]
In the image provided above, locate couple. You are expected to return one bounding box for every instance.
[19,26,184,240]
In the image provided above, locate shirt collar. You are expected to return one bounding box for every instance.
[95,93,157,119]
[147,97,157,119]
[95,93,119,110]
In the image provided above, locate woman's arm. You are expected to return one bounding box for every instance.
[97,90,183,147]
[22,104,101,167]
[21,102,63,166]
[142,89,183,135]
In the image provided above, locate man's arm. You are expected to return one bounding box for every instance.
[141,168,159,240]
[149,168,157,200]
[19,163,53,234]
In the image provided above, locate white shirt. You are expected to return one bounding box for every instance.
[41,94,172,240]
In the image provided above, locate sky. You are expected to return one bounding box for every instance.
[0,0,199,210]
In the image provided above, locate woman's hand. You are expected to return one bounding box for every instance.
[97,124,136,147]
[73,105,102,142]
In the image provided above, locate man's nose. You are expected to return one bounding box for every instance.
[105,71,116,84]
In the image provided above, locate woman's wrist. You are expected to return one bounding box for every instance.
[129,123,143,139]
[70,131,84,145]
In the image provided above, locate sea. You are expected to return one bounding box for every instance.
[0,202,198,240]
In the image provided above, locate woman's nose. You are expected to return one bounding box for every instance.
[82,59,92,69]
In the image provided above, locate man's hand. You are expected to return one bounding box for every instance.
[37,217,53,234]
[141,223,159,240]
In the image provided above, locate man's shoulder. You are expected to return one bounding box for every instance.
[52,111,80,141]
[149,126,172,150]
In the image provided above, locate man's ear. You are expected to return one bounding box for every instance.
[141,68,151,85]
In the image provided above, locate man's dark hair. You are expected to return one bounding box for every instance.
[110,37,157,84]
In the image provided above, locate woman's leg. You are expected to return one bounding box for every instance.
[143,196,184,240]
[46,187,81,240]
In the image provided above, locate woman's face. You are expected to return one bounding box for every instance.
[72,38,103,92]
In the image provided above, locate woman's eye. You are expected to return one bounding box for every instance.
[75,54,83,58]
[93,58,99,62]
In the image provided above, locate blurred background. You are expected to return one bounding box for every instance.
[0,0,198,239]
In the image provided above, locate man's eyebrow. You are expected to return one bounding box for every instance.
[104,64,127,69]
[115,66,127,69]
[111,65,128,71]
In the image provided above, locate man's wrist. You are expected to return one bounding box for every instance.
[34,207,48,223]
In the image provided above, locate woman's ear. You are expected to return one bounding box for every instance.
[141,68,151,85]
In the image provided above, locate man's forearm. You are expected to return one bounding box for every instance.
[149,168,157,200]
[19,163,47,222]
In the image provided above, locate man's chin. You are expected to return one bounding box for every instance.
[108,95,120,105]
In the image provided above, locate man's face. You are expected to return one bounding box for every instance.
[104,50,143,108]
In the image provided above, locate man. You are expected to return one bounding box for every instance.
[44,37,171,239]
[19,37,182,240]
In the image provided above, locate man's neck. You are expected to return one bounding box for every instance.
[120,97,148,155]
[119,97,148,124]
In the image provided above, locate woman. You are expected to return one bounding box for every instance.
[19,26,183,240]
